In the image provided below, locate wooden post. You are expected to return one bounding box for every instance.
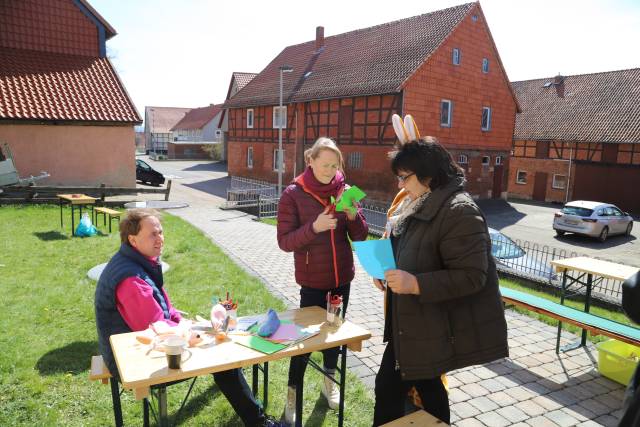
[164,180,172,201]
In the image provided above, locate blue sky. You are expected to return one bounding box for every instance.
[91,0,640,117]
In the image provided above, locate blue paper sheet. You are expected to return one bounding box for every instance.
[353,239,396,279]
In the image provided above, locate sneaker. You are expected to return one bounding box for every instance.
[263,415,286,427]
[321,375,340,410]
[284,386,296,425]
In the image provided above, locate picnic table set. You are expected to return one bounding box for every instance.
[109,295,371,427]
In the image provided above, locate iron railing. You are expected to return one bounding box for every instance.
[224,176,277,209]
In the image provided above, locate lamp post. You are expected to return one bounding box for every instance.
[278,65,293,195]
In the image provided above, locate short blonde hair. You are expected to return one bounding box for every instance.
[304,137,344,171]
[119,209,161,244]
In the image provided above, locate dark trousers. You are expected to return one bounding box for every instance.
[288,284,350,386]
[214,368,265,427]
[373,342,450,426]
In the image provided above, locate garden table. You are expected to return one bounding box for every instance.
[57,193,97,236]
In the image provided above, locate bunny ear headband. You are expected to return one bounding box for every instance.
[392,114,421,145]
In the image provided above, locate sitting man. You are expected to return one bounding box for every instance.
[95,209,282,427]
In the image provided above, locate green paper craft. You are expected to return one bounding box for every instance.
[335,186,366,214]
[232,334,287,354]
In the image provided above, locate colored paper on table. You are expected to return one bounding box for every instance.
[232,334,287,354]
[352,239,396,279]
[335,186,366,214]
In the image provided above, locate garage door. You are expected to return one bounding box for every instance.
[573,162,640,214]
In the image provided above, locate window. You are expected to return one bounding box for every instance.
[440,100,452,127]
[552,174,566,189]
[516,170,527,184]
[482,156,490,166]
[482,58,489,73]
[495,155,503,165]
[458,154,468,165]
[348,152,363,169]
[247,147,253,169]
[272,148,285,171]
[247,109,254,128]
[452,48,460,65]
[273,106,287,129]
[481,106,492,131]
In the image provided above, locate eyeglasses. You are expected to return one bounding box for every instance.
[396,173,415,183]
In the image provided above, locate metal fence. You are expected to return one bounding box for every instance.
[224,176,277,209]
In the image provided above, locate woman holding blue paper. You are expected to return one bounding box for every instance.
[277,137,368,424]
[371,115,508,426]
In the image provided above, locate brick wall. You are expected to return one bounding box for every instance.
[507,157,573,203]
[0,0,99,57]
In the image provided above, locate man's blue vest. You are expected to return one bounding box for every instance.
[95,243,169,379]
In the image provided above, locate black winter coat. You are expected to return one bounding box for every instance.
[385,177,509,380]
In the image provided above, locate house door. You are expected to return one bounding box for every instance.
[532,172,548,201]
[492,165,503,199]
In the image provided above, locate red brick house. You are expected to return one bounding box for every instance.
[508,69,640,213]
[224,2,519,201]
[0,0,141,186]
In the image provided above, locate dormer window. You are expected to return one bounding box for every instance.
[452,48,461,66]
[482,58,489,74]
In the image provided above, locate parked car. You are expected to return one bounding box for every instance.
[136,159,165,186]
[553,201,633,242]
[488,227,557,281]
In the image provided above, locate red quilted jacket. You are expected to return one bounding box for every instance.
[277,180,368,290]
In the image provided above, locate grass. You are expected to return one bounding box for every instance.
[0,205,374,426]
[499,277,634,344]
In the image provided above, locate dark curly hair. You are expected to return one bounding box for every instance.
[388,136,464,191]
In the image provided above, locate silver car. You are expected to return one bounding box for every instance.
[489,227,557,281]
[553,201,634,242]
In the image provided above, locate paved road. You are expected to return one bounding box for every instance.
[478,200,640,268]
[136,157,626,426]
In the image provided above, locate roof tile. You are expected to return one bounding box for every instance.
[170,104,223,131]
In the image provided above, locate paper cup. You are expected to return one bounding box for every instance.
[164,336,186,369]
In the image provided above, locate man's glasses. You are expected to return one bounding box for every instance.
[396,172,415,183]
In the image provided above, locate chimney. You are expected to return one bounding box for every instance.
[554,73,565,98]
[315,26,324,50]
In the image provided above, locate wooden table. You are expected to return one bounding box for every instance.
[111,306,371,426]
[381,409,447,426]
[551,257,639,351]
[57,193,97,236]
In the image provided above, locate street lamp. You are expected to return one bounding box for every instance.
[278,65,293,195]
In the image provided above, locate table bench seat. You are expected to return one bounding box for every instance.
[94,207,121,233]
[500,286,640,351]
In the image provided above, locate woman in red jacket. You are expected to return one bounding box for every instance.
[277,137,368,424]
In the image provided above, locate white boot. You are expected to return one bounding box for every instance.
[321,375,340,410]
[284,386,296,425]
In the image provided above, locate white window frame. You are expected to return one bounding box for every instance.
[495,155,503,165]
[247,109,254,129]
[481,156,490,166]
[272,148,285,172]
[482,58,489,73]
[440,99,452,127]
[273,106,287,129]
[481,106,492,131]
[452,48,460,65]
[457,154,468,165]
[516,170,527,184]
[552,174,567,189]
[247,147,253,169]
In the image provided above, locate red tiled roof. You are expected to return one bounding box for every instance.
[170,104,223,131]
[225,3,475,108]
[145,106,190,133]
[234,72,257,92]
[0,47,141,123]
[512,68,640,144]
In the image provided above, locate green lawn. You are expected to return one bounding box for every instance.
[0,205,374,426]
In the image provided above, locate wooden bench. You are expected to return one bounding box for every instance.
[89,355,123,427]
[94,207,121,233]
[381,410,447,426]
[500,286,640,353]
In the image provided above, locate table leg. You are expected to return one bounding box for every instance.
[556,270,568,353]
[157,386,168,427]
[143,398,150,427]
[263,362,269,408]
[71,205,76,236]
[338,345,347,427]
[581,273,593,346]
[109,378,123,427]
[252,364,259,397]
